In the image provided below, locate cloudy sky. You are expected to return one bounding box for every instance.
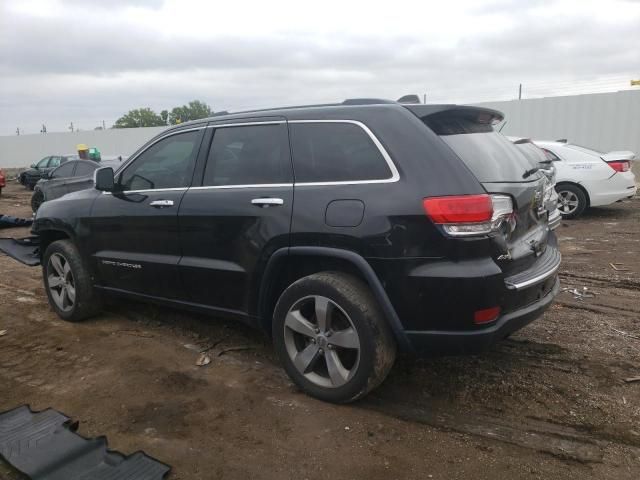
[1,0,639,135]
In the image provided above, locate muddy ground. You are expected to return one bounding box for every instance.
[1,180,639,479]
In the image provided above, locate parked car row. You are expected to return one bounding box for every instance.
[31,158,123,212]
[19,155,77,190]
[0,98,636,403]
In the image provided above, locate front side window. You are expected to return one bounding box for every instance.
[203,124,292,186]
[51,162,75,178]
[36,157,50,168]
[289,122,392,183]
[118,130,202,191]
[48,156,62,168]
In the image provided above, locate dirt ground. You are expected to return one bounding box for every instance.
[1,180,639,479]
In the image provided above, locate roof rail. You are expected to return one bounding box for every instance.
[342,98,396,105]
[556,138,568,143]
[211,110,229,117]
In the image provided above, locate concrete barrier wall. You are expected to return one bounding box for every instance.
[473,89,640,175]
[0,126,167,168]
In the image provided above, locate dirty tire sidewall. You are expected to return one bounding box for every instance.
[556,183,587,219]
[43,239,101,322]
[273,272,396,403]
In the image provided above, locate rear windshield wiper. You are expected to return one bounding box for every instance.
[522,167,540,179]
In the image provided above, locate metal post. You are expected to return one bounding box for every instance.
[518,83,522,100]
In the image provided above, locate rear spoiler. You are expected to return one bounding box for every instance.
[602,150,636,162]
[404,104,505,125]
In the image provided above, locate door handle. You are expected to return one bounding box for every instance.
[149,199,174,208]
[251,198,284,207]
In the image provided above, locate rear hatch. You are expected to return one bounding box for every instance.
[409,105,553,277]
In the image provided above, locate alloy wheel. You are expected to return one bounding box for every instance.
[47,253,76,312]
[283,295,361,388]
[557,190,579,215]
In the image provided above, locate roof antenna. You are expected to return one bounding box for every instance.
[397,94,421,104]
[498,121,507,132]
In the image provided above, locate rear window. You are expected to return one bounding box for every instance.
[289,122,392,183]
[423,112,536,183]
[566,144,603,156]
[513,142,548,167]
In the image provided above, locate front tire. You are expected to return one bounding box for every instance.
[31,190,44,212]
[556,183,587,219]
[273,272,396,403]
[42,240,101,322]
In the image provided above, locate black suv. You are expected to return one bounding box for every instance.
[1,100,560,403]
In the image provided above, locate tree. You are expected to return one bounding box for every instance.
[113,108,166,128]
[160,110,169,125]
[169,100,213,125]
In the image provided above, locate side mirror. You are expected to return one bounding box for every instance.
[94,167,115,192]
[44,171,53,179]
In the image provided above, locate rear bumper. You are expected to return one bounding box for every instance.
[588,172,637,206]
[406,276,559,355]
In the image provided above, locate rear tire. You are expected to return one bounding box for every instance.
[556,183,587,219]
[272,272,396,403]
[42,240,101,322]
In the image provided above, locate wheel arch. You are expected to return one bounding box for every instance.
[258,246,412,352]
[38,228,73,260]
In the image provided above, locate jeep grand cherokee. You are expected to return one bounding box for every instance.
[0,100,560,403]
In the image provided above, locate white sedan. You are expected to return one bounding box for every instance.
[534,141,637,218]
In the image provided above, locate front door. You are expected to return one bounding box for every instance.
[89,128,205,298]
[178,119,293,317]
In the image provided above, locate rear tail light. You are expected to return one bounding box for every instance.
[474,306,501,324]
[423,194,514,237]
[607,161,630,173]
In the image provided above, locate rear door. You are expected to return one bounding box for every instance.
[420,108,551,276]
[178,119,293,316]
[63,161,98,194]
[88,128,205,298]
[46,161,77,198]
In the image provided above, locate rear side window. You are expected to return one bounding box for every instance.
[203,124,291,186]
[289,122,392,183]
[74,162,97,177]
[51,162,75,178]
[423,111,534,183]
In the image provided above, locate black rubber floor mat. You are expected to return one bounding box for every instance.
[0,406,170,480]
[0,237,40,266]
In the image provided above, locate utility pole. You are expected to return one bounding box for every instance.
[518,83,522,100]
[102,120,106,129]
[423,93,426,104]
[69,122,74,133]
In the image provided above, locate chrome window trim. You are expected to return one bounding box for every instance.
[189,183,293,191]
[104,119,400,194]
[287,119,400,186]
[206,120,285,129]
[102,187,188,195]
